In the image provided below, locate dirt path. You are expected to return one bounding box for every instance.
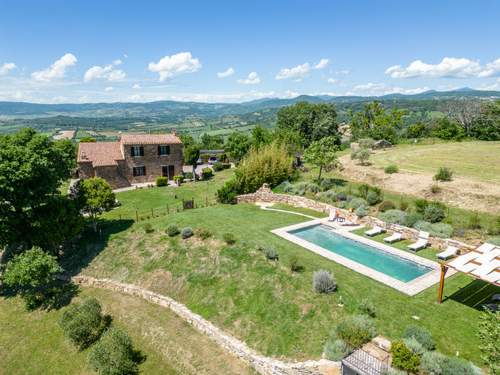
[339,154,500,214]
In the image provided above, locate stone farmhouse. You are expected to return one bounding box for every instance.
[77,133,183,188]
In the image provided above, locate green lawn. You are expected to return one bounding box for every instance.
[369,141,500,184]
[0,288,255,375]
[68,203,498,366]
[104,168,233,221]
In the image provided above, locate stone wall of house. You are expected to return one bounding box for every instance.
[77,161,95,179]
[237,184,474,252]
[122,143,183,184]
[94,165,131,189]
[72,276,340,375]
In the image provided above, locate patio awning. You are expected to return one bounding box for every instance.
[437,243,500,303]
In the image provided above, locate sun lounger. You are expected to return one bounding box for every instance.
[476,243,497,254]
[471,260,500,277]
[448,251,480,270]
[383,232,402,243]
[483,271,500,284]
[437,246,458,260]
[408,231,430,251]
[365,225,385,237]
[341,219,357,226]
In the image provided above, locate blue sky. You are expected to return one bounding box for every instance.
[0,0,499,103]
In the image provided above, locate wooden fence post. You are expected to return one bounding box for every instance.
[135,210,138,222]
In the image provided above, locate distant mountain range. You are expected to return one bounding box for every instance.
[0,88,498,119]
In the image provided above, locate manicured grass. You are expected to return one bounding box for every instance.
[270,203,328,218]
[369,141,500,184]
[71,203,498,366]
[104,168,233,221]
[0,288,255,375]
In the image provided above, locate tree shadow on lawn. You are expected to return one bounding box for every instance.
[445,279,500,310]
[61,218,134,277]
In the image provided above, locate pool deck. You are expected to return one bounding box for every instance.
[271,218,455,296]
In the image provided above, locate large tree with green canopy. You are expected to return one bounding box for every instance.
[0,128,81,253]
[303,136,339,181]
[276,102,340,148]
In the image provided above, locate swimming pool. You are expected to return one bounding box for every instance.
[289,224,432,282]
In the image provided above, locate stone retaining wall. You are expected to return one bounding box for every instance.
[73,276,340,375]
[237,184,474,253]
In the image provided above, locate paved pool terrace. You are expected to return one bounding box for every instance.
[272,219,455,296]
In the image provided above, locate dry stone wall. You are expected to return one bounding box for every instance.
[73,276,340,375]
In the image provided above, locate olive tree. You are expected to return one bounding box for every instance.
[303,136,339,181]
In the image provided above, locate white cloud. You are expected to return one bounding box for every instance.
[32,53,77,82]
[0,62,16,76]
[385,57,500,79]
[314,58,329,70]
[327,78,338,84]
[477,78,500,91]
[217,67,235,78]
[336,69,350,75]
[84,60,126,82]
[349,82,429,96]
[148,51,201,81]
[132,84,141,89]
[104,86,114,92]
[276,63,310,80]
[238,72,260,85]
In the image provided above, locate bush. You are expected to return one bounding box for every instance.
[313,270,337,294]
[317,190,337,203]
[430,184,442,194]
[143,223,154,233]
[421,351,447,375]
[399,200,409,211]
[415,199,430,214]
[440,356,482,375]
[391,340,421,373]
[88,327,139,375]
[355,205,368,218]
[384,164,399,174]
[223,232,236,245]
[423,204,446,223]
[196,228,212,240]
[212,162,231,171]
[404,325,435,351]
[324,336,351,361]
[487,236,500,246]
[379,209,408,225]
[183,171,194,180]
[336,315,377,348]
[358,299,376,317]
[59,298,110,350]
[289,256,302,272]
[319,178,336,191]
[234,142,294,194]
[434,167,453,182]
[336,192,348,201]
[414,221,454,238]
[378,200,396,212]
[156,176,168,187]
[181,227,194,239]
[216,179,241,204]
[201,167,213,180]
[358,184,370,199]
[166,224,180,237]
[264,247,279,261]
[405,212,423,227]
[366,190,382,205]
[348,197,368,210]
[403,337,425,356]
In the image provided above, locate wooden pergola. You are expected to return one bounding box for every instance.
[438,243,500,304]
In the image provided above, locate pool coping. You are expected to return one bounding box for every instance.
[271,219,455,296]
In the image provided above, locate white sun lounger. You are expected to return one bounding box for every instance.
[365,225,385,237]
[476,243,497,254]
[483,271,500,284]
[448,251,480,271]
[408,231,430,251]
[471,260,500,277]
[437,246,459,260]
[384,232,402,243]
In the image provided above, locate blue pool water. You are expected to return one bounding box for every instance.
[289,225,432,282]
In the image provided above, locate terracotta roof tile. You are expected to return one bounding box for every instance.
[77,142,124,167]
[120,133,182,145]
